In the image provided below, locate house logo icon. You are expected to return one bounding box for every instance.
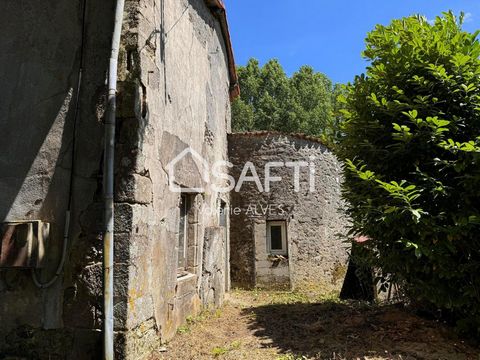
[166,147,211,193]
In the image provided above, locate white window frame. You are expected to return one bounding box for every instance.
[266,221,287,256]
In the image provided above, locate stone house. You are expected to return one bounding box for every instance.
[0,1,352,358]
[0,0,237,359]
[228,132,349,292]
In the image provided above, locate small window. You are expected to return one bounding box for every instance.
[219,201,227,227]
[267,221,287,256]
[178,194,191,273]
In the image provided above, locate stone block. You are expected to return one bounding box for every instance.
[116,173,153,204]
[176,274,197,298]
[115,203,134,234]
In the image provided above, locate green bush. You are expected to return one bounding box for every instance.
[337,12,480,334]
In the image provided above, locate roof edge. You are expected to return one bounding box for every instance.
[228,131,331,148]
[204,0,239,100]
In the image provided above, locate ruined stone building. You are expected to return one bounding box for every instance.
[228,132,349,292]
[0,1,350,359]
[0,0,237,358]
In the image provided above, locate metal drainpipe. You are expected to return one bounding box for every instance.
[104,0,125,358]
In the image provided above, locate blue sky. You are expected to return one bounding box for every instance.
[224,1,480,84]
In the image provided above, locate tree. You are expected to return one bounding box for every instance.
[338,12,480,334]
[232,59,343,143]
[290,66,334,134]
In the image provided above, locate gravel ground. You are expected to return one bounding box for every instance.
[152,290,479,360]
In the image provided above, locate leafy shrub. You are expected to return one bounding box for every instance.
[337,12,480,335]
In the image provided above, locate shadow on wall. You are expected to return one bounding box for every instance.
[0,91,74,223]
[0,1,112,358]
[0,0,85,284]
[0,87,104,358]
[0,0,89,224]
[0,86,77,327]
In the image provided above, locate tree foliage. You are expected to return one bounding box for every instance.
[232,59,344,142]
[338,12,480,334]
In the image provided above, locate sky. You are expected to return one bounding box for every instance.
[223,0,480,84]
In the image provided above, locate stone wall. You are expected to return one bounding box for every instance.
[0,1,112,358]
[0,0,232,359]
[228,133,349,293]
[119,1,232,356]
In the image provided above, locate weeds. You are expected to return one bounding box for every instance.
[275,354,308,360]
[176,308,223,335]
[232,288,343,306]
[210,340,242,357]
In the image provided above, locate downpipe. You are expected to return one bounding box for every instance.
[104,0,125,359]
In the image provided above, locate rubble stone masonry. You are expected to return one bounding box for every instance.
[228,133,349,293]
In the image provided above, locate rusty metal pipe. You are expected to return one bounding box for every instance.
[104,0,125,358]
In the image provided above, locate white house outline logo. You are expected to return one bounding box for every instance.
[167,147,317,194]
[166,147,211,193]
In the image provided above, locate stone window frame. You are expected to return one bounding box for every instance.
[177,193,200,278]
[266,220,288,256]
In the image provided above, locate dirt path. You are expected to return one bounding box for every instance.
[152,290,479,360]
